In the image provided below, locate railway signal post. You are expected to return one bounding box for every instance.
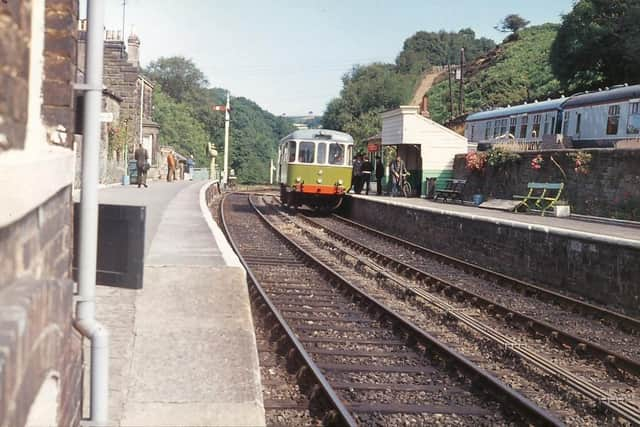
[223,92,230,187]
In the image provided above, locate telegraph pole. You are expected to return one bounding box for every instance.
[447,63,454,120]
[223,92,230,187]
[459,48,465,115]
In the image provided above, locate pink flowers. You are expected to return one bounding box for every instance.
[567,151,592,175]
[465,151,487,172]
[530,154,543,170]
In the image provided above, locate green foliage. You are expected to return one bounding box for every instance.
[550,0,640,89]
[322,64,414,151]
[396,29,495,74]
[146,57,294,184]
[485,147,521,167]
[495,14,530,34]
[428,24,562,123]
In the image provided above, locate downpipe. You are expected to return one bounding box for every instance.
[74,1,109,425]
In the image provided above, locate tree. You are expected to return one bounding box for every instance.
[145,56,209,102]
[495,14,530,33]
[550,0,640,89]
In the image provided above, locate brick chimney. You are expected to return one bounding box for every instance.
[420,94,430,118]
[127,32,140,68]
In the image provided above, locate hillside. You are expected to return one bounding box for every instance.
[427,24,562,123]
[146,57,293,184]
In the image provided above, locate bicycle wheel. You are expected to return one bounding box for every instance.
[402,182,411,197]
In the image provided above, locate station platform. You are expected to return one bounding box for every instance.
[86,181,264,426]
[342,194,640,314]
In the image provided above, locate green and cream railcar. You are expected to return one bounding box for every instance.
[278,129,354,210]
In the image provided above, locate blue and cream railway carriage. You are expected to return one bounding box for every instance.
[278,129,354,210]
[465,84,640,148]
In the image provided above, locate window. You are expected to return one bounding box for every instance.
[543,116,549,136]
[317,142,327,164]
[607,105,620,135]
[563,112,570,134]
[509,117,517,136]
[346,145,353,164]
[329,143,344,165]
[628,102,640,134]
[575,113,582,134]
[532,115,541,137]
[500,119,507,136]
[470,125,475,140]
[493,120,500,138]
[484,122,492,140]
[519,116,528,139]
[298,141,315,163]
[551,116,556,134]
[288,141,296,162]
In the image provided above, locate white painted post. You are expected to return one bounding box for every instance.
[270,159,274,184]
[223,92,230,187]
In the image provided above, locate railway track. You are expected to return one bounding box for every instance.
[221,192,561,426]
[256,199,640,425]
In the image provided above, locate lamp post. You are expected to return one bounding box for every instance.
[222,92,230,187]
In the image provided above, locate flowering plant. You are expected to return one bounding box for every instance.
[465,151,487,172]
[566,151,592,175]
[530,154,544,170]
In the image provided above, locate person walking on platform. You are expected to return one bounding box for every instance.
[375,155,384,195]
[352,154,364,194]
[362,156,373,195]
[390,153,407,197]
[167,151,177,182]
[134,143,148,188]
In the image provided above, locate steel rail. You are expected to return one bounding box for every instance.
[330,213,640,334]
[282,210,640,424]
[251,196,563,426]
[298,212,640,378]
[220,193,358,427]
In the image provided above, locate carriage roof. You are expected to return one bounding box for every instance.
[280,129,354,144]
[466,98,565,122]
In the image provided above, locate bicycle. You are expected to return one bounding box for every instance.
[400,171,411,197]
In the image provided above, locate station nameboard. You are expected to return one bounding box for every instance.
[367,143,379,152]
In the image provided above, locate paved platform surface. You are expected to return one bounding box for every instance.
[351,194,640,246]
[86,181,264,426]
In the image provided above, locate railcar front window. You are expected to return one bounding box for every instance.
[329,143,344,165]
[607,105,620,135]
[317,142,327,164]
[298,141,315,163]
[288,141,296,162]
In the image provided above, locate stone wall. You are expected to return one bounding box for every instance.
[453,149,640,220]
[340,196,640,315]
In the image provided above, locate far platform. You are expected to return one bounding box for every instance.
[83,180,264,426]
[349,194,640,247]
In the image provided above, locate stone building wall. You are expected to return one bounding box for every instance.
[453,149,640,220]
[0,0,83,425]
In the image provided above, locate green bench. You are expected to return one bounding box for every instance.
[513,182,564,216]
[434,179,466,203]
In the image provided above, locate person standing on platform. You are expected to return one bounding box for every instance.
[362,156,373,195]
[187,155,195,180]
[167,151,176,182]
[375,155,384,195]
[134,143,148,188]
[390,153,406,197]
[352,154,364,194]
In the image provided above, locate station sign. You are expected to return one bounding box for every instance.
[100,112,114,122]
[367,143,379,152]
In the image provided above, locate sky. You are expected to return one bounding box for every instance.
[89,0,575,116]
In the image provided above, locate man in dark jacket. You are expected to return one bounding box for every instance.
[375,155,384,195]
[361,156,373,195]
[134,143,148,188]
[352,154,364,194]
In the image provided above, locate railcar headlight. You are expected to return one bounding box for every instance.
[337,179,344,185]
[295,176,302,183]
[317,169,323,175]
[317,177,323,184]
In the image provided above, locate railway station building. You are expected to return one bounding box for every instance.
[381,106,469,196]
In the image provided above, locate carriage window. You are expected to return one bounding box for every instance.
[532,114,541,137]
[575,113,582,134]
[288,141,296,162]
[493,121,500,138]
[329,143,344,165]
[628,102,640,134]
[519,116,528,139]
[470,125,475,140]
[317,142,327,164]
[298,141,315,163]
[484,123,491,140]
[509,118,517,136]
[607,105,620,135]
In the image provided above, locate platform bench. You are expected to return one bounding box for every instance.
[513,182,564,216]
[434,179,466,203]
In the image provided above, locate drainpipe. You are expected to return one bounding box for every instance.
[75,0,109,425]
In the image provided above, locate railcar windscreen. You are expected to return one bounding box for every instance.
[298,141,315,163]
[328,143,344,165]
